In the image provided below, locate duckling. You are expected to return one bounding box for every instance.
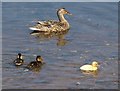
[80,61,99,71]
[13,53,24,66]
[29,8,72,33]
[27,55,44,69]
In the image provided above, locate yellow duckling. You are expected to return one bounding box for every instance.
[13,53,24,66]
[80,61,99,71]
[27,55,44,69]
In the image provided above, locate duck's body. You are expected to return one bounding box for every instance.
[14,53,24,66]
[80,65,97,71]
[27,56,44,69]
[80,61,99,71]
[29,8,71,33]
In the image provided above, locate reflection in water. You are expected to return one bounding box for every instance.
[25,65,43,73]
[30,30,69,46]
[81,70,99,77]
[30,66,42,72]
[57,37,68,46]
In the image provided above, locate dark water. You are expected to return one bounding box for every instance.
[2,2,118,89]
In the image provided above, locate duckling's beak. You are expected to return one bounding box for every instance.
[97,62,100,67]
[98,62,100,65]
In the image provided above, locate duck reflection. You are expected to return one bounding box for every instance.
[30,30,69,46]
[57,35,68,46]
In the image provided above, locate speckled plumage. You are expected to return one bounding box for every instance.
[27,56,44,69]
[29,8,71,33]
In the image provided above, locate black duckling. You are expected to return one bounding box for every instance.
[13,53,24,66]
[27,55,44,69]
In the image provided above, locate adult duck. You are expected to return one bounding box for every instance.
[29,8,71,33]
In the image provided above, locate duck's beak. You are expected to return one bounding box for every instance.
[67,12,72,15]
[56,9,58,11]
[66,11,72,15]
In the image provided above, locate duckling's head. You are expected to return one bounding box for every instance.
[36,55,43,63]
[57,8,72,15]
[92,61,99,67]
[17,53,23,59]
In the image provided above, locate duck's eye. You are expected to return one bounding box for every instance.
[66,11,68,13]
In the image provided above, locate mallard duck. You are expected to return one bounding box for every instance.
[80,61,99,71]
[29,8,71,33]
[27,55,44,69]
[13,53,24,66]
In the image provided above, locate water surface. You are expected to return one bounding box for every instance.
[2,2,118,89]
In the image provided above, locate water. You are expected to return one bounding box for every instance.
[2,2,118,89]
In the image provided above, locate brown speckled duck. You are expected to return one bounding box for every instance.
[29,8,71,33]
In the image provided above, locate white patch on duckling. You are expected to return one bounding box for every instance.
[24,69,29,72]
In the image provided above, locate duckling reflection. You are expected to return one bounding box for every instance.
[26,55,45,72]
[81,70,99,77]
[30,30,69,46]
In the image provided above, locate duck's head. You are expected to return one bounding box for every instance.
[92,61,99,67]
[36,55,44,63]
[57,8,72,15]
[17,53,23,59]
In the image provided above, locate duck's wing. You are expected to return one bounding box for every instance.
[29,24,47,31]
[37,20,58,25]
[50,22,66,32]
[29,20,59,31]
[80,65,97,71]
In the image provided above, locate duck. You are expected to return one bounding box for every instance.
[13,53,24,66]
[29,8,71,33]
[27,55,44,69]
[80,61,99,72]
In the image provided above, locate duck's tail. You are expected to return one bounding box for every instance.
[29,27,41,31]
